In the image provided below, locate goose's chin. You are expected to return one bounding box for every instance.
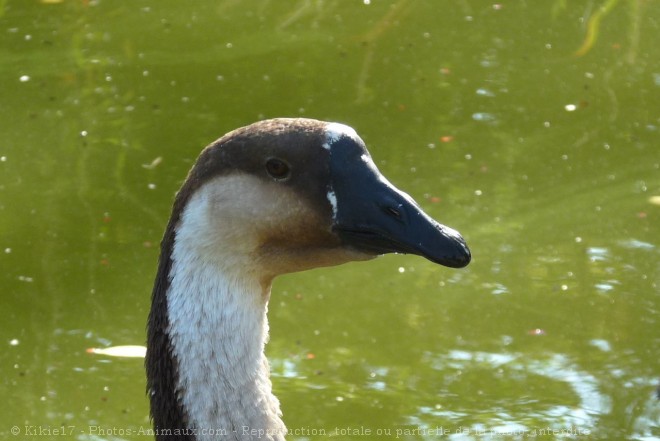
[258,245,377,279]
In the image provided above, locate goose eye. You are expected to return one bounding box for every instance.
[265,158,290,180]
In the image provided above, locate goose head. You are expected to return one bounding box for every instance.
[167,118,469,281]
[147,117,470,440]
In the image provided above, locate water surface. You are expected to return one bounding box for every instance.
[1,1,659,440]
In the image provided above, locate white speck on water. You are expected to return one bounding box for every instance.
[472,112,496,122]
[19,75,30,82]
[476,88,495,97]
[595,282,614,293]
[81,130,88,137]
[148,183,157,190]
[4,248,11,253]
[565,104,577,112]
[475,189,483,196]
[9,339,19,346]
[0,156,6,162]
[398,267,405,274]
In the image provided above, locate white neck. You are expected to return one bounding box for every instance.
[166,187,286,441]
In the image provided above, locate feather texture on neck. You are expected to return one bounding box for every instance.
[150,177,287,441]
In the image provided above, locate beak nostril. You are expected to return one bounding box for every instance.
[387,207,399,217]
[377,199,407,223]
[385,206,402,219]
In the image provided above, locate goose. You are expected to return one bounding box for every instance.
[146,118,471,441]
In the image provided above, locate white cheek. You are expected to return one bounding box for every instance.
[182,174,323,257]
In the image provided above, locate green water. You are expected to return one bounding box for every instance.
[2,1,659,440]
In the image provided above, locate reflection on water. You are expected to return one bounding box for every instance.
[415,350,658,440]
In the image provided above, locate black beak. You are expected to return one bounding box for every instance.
[329,137,471,269]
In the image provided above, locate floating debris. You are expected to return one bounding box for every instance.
[142,156,163,170]
[87,345,146,358]
[527,328,546,336]
[574,0,619,57]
